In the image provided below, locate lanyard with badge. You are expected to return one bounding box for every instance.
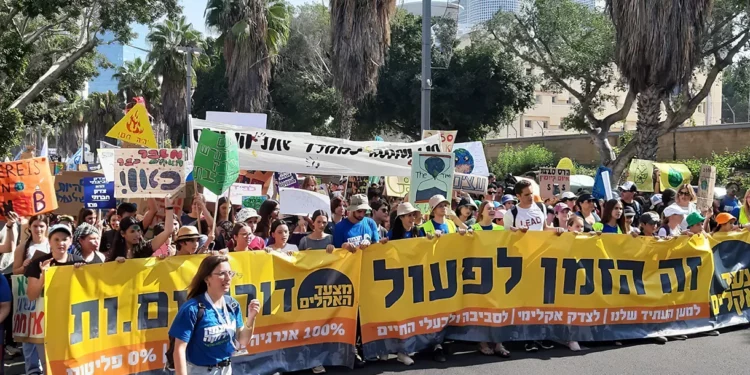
[204,293,237,350]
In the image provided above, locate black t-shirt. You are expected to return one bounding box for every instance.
[100,230,117,253]
[24,253,85,280]
[622,200,642,221]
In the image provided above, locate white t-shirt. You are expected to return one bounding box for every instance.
[658,225,681,237]
[505,204,546,231]
[677,202,698,231]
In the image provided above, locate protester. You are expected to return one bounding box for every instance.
[182,194,214,237]
[100,202,151,254]
[231,222,266,252]
[471,201,504,231]
[618,182,642,221]
[333,194,382,251]
[493,209,506,227]
[639,212,660,237]
[713,213,738,234]
[368,187,383,205]
[623,207,640,235]
[169,255,260,375]
[674,184,699,231]
[76,208,99,227]
[73,223,106,263]
[299,210,335,253]
[567,216,585,233]
[731,189,750,227]
[650,194,664,213]
[265,220,298,254]
[553,203,571,228]
[326,197,346,235]
[719,185,741,214]
[505,180,564,234]
[11,214,50,276]
[659,205,686,237]
[388,203,422,241]
[301,176,318,192]
[173,226,203,256]
[370,199,391,240]
[214,197,234,250]
[661,188,678,210]
[500,194,517,211]
[255,199,280,240]
[456,197,478,226]
[560,192,577,210]
[574,193,601,233]
[25,224,86,375]
[0,271,10,373]
[419,195,467,239]
[545,205,556,227]
[685,212,706,235]
[601,199,625,234]
[108,196,176,262]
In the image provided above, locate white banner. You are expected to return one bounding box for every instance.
[279,188,331,216]
[204,183,263,205]
[191,119,441,176]
[12,275,44,344]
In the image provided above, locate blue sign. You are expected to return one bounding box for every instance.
[81,177,116,209]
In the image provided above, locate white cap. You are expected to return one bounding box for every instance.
[619,181,638,192]
[663,204,687,218]
[560,191,576,200]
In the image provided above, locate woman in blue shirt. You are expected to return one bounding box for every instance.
[387,203,422,241]
[169,255,261,375]
[601,199,625,234]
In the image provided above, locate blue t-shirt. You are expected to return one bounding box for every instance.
[333,217,380,248]
[721,196,740,214]
[168,295,244,366]
[387,230,414,240]
[418,220,451,237]
[602,224,621,234]
[0,275,10,303]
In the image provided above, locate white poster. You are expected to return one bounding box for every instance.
[97,148,116,182]
[453,141,490,177]
[279,188,331,216]
[205,112,268,129]
[191,119,441,177]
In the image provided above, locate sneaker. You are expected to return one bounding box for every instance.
[653,336,667,344]
[397,353,414,366]
[378,354,389,361]
[432,347,447,362]
[705,330,720,336]
[539,340,555,350]
[312,366,326,374]
[5,346,20,357]
[671,335,688,341]
[525,342,539,352]
[354,353,366,368]
[568,341,581,351]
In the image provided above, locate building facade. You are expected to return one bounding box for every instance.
[88,24,150,94]
[460,0,595,28]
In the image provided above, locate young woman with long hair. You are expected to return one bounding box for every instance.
[231,222,265,252]
[299,210,334,253]
[214,197,235,250]
[388,203,421,241]
[264,220,297,255]
[254,199,280,240]
[107,196,176,262]
[600,199,625,234]
[12,214,50,275]
[471,201,504,232]
[169,255,260,375]
[713,213,738,234]
[674,184,699,231]
[574,193,601,232]
[325,197,346,235]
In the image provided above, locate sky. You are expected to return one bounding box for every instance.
[182,0,314,35]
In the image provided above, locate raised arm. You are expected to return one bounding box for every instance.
[151,196,175,252]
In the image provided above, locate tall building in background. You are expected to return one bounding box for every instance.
[460,0,595,29]
[88,24,150,94]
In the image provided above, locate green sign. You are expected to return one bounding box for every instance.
[243,196,267,210]
[193,129,240,196]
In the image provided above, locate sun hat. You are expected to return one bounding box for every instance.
[686,212,706,227]
[348,194,372,211]
[396,202,420,217]
[428,195,450,211]
[500,194,517,205]
[236,208,261,223]
[175,226,201,242]
[716,213,736,225]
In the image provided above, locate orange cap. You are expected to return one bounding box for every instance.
[716,213,736,225]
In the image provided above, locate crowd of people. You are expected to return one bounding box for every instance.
[0,173,745,375]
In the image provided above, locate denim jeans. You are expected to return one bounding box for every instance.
[22,342,45,375]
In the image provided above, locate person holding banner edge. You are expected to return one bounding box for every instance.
[108,195,176,262]
[169,255,261,375]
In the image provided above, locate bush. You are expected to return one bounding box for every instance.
[492,144,554,177]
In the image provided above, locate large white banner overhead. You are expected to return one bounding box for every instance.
[191,119,442,176]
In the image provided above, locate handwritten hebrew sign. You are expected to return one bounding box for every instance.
[540,168,571,200]
[114,149,186,198]
[194,129,240,196]
[54,171,102,216]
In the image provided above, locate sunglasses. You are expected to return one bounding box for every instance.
[488,190,497,194]
[679,191,691,196]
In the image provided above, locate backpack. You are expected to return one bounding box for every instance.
[165,296,238,370]
[511,203,545,228]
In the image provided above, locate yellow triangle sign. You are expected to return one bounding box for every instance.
[105,103,158,148]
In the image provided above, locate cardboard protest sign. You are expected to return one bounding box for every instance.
[279,188,331,216]
[628,159,655,192]
[275,172,299,189]
[410,152,455,214]
[243,196,267,210]
[697,165,716,212]
[54,171,102,217]
[105,103,157,148]
[384,176,410,198]
[452,142,489,177]
[194,129,241,196]
[97,148,116,182]
[422,130,458,152]
[81,177,116,209]
[453,173,488,196]
[12,275,44,343]
[539,168,571,200]
[653,162,692,190]
[0,157,57,218]
[204,183,262,205]
[239,171,274,196]
[347,176,369,197]
[114,149,187,198]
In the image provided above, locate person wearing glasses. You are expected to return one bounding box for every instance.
[574,193,602,233]
[370,199,391,240]
[169,255,261,375]
[674,183,701,231]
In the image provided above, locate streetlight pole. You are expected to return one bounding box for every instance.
[177,46,203,147]
[420,0,432,132]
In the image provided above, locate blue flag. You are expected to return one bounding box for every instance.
[592,166,612,200]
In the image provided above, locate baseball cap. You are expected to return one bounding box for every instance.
[458,197,478,210]
[48,224,72,239]
[716,213,736,225]
[623,206,636,217]
[619,181,638,192]
[650,194,663,208]
[546,205,555,214]
[686,212,706,227]
[501,194,517,204]
[348,194,372,211]
[554,203,570,214]
[429,195,450,211]
[560,192,576,201]
[663,204,687,218]
[577,193,596,203]
[639,212,660,225]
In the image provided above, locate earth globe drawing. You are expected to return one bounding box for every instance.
[667,167,684,188]
[415,156,450,201]
[454,148,474,174]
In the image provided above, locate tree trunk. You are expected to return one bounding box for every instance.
[337,100,356,140]
[162,76,188,147]
[635,86,663,161]
[225,0,270,113]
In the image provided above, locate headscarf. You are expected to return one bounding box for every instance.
[72,223,100,256]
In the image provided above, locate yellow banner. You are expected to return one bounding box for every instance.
[360,231,713,351]
[45,251,361,375]
[653,162,692,190]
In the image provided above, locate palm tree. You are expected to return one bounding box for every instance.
[148,16,205,146]
[205,0,291,113]
[606,0,714,160]
[59,96,89,157]
[330,0,397,139]
[112,57,158,102]
[85,92,122,152]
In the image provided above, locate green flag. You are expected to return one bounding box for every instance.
[193,129,240,196]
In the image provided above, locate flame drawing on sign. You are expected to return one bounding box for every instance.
[126,109,144,134]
